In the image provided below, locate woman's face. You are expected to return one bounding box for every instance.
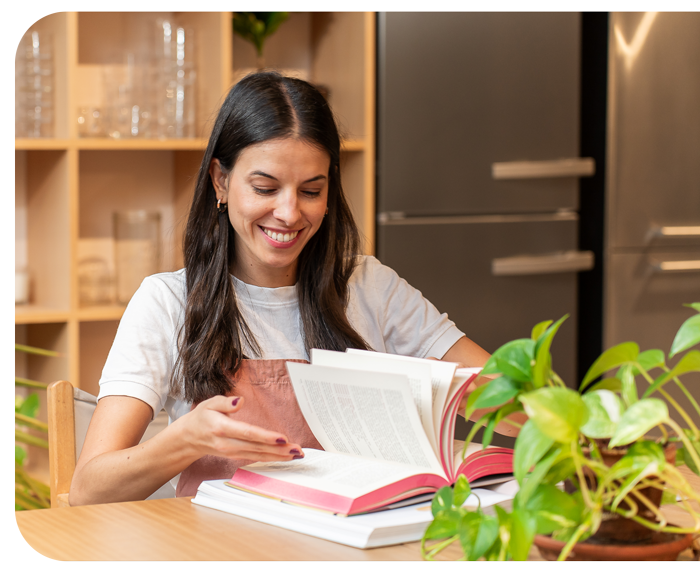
[210,137,330,287]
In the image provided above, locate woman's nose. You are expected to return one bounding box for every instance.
[273,190,301,225]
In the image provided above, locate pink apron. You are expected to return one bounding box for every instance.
[175,359,323,497]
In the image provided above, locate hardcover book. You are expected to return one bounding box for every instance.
[225,349,514,516]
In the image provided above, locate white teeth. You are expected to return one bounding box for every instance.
[264,228,298,243]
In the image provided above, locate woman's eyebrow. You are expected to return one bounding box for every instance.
[249,171,327,184]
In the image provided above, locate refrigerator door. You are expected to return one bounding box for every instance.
[378,12,583,216]
[377,214,583,387]
[607,12,700,249]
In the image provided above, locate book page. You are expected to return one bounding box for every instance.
[235,448,438,499]
[345,349,458,439]
[310,349,436,451]
[286,362,444,474]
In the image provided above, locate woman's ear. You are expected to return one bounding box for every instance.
[209,158,229,202]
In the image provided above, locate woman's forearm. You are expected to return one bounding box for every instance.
[69,402,200,506]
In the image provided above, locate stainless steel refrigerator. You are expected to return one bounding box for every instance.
[376,13,595,408]
[604,12,700,428]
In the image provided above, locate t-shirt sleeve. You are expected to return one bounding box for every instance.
[349,257,465,359]
[97,274,184,418]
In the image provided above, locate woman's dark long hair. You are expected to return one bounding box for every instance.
[173,71,370,404]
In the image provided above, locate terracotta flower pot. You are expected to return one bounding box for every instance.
[565,442,677,542]
[533,531,694,561]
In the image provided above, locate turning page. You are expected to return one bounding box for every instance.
[310,349,437,451]
[286,362,444,475]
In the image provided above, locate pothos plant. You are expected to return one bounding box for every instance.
[422,303,700,561]
[15,344,55,510]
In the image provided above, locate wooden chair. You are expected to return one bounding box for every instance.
[46,380,174,507]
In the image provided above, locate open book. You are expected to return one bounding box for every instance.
[226,349,513,516]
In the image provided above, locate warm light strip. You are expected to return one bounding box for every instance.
[614,12,658,70]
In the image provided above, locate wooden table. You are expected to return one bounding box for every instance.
[16,467,699,561]
[15,496,466,561]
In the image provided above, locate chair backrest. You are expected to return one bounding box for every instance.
[47,380,174,507]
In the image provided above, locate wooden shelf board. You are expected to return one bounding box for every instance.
[15,307,71,325]
[15,139,72,150]
[15,138,209,151]
[76,305,126,322]
[75,138,209,151]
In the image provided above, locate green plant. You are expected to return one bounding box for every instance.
[15,344,55,510]
[422,303,700,561]
[233,12,289,69]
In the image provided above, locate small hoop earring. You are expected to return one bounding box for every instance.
[217,199,227,214]
[325,207,329,216]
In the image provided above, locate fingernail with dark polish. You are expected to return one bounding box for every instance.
[276,438,287,444]
[293,454,304,460]
[231,397,240,406]
[289,448,300,454]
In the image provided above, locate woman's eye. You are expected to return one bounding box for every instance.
[253,186,276,195]
[301,189,322,197]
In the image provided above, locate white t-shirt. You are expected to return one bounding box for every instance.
[98,256,465,422]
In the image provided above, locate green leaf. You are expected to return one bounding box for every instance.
[524,484,583,534]
[15,429,49,449]
[513,419,555,485]
[517,446,564,505]
[580,389,623,439]
[532,315,568,388]
[519,387,587,443]
[453,474,471,507]
[472,376,522,410]
[637,349,666,372]
[542,457,576,486]
[643,350,700,398]
[431,485,454,517]
[618,364,638,406]
[489,339,536,383]
[587,377,622,392]
[531,320,553,342]
[608,399,669,447]
[18,393,40,418]
[607,441,666,510]
[670,314,700,357]
[15,445,26,466]
[677,430,700,475]
[458,512,499,561]
[481,412,498,449]
[463,384,488,419]
[509,509,537,561]
[581,342,640,391]
[424,508,462,539]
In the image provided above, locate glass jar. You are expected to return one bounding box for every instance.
[113,211,161,304]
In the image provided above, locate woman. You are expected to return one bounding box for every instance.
[70,72,515,506]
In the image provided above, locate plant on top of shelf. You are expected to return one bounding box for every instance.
[233,12,290,70]
[421,303,700,561]
[15,344,55,510]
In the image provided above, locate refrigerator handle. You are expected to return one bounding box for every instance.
[492,250,594,276]
[648,225,700,239]
[650,260,700,272]
[491,158,595,179]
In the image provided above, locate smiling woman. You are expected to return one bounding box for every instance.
[68,72,504,507]
[209,138,330,287]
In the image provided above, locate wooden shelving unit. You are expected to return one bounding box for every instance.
[15,11,376,398]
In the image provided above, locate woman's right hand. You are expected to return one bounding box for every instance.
[173,395,305,462]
